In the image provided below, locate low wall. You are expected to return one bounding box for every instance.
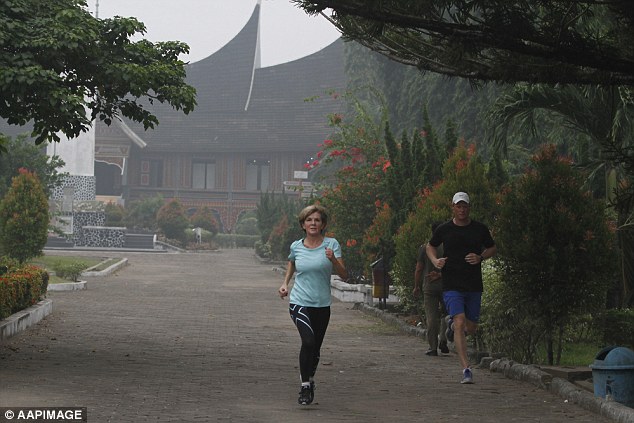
[81,226,126,248]
[0,299,53,341]
[330,277,399,305]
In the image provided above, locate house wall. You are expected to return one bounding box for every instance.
[123,149,310,231]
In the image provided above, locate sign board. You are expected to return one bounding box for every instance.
[283,181,312,188]
[294,171,309,179]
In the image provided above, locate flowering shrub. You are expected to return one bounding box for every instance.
[0,261,48,319]
[311,92,391,280]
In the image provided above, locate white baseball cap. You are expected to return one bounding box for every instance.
[452,192,470,204]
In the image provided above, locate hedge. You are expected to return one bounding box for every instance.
[602,308,634,349]
[214,234,258,248]
[0,261,48,320]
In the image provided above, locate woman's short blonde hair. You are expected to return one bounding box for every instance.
[298,204,328,230]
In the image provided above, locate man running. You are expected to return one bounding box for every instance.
[426,192,496,384]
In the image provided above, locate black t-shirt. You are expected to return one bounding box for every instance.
[429,219,495,292]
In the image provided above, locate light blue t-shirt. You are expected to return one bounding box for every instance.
[288,237,342,307]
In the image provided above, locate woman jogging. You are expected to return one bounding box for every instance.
[278,204,348,405]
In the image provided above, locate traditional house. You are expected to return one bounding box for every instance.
[94,3,346,232]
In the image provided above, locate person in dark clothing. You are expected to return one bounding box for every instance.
[427,192,496,384]
[413,222,448,356]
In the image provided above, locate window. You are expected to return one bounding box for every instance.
[192,161,216,190]
[140,159,163,187]
[149,160,163,187]
[246,159,270,191]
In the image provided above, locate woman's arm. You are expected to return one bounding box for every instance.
[330,256,348,281]
[278,261,295,298]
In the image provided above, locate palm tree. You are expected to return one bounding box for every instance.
[486,84,634,307]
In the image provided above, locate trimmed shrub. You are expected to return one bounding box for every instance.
[190,206,219,235]
[235,217,259,236]
[104,202,126,227]
[52,260,88,282]
[126,194,163,230]
[0,262,48,319]
[157,199,189,241]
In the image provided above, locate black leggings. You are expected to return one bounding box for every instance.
[289,304,331,383]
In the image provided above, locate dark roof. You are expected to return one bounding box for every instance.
[98,3,346,154]
[1,4,347,155]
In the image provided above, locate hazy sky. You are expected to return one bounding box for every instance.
[95,0,341,67]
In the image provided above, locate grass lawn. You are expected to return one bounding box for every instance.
[29,255,112,283]
[535,342,601,366]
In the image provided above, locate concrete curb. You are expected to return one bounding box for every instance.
[0,299,53,341]
[82,257,129,277]
[355,302,634,423]
[47,281,87,291]
[490,359,634,423]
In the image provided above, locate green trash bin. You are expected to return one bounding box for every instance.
[589,346,634,407]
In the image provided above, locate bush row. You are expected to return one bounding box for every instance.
[0,259,48,320]
[214,234,259,249]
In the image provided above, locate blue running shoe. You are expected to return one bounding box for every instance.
[461,368,474,384]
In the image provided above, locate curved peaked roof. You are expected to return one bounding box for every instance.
[98,3,346,154]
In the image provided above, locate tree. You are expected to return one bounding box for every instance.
[0,168,49,263]
[487,84,634,307]
[493,145,615,364]
[294,1,634,86]
[0,0,196,145]
[344,42,502,144]
[0,135,66,199]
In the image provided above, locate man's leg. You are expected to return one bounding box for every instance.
[424,291,440,353]
[452,313,470,369]
[443,291,475,383]
[438,298,448,353]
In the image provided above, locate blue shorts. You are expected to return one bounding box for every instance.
[443,291,482,323]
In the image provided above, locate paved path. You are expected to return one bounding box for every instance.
[0,249,612,422]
